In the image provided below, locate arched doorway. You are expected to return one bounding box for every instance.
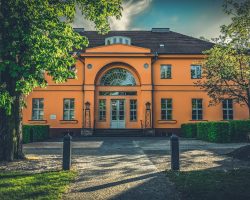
[95,64,141,129]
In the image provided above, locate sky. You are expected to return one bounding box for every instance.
[72,0,232,40]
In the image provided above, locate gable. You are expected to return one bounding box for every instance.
[86,44,151,53]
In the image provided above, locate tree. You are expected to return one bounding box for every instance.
[196,0,250,115]
[0,0,122,161]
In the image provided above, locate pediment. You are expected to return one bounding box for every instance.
[86,44,151,53]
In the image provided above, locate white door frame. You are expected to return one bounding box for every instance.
[110,99,125,128]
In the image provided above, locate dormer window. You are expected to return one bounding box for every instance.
[105,36,131,45]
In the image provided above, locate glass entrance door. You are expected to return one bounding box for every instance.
[111,99,125,128]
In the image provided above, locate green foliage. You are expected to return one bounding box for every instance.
[198,122,231,143]
[0,84,13,115]
[196,0,250,108]
[0,170,77,200]
[197,122,211,141]
[184,120,250,143]
[181,123,197,138]
[229,120,250,142]
[0,0,122,114]
[22,125,50,144]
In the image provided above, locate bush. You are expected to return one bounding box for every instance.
[229,120,250,142]
[197,122,231,143]
[181,123,197,138]
[197,122,209,141]
[181,120,250,143]
[23,125,50,144]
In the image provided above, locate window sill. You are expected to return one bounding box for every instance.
[158,120,177,124]
[28,120,47,124]
[60,120,78,124]
[189,119,208,122]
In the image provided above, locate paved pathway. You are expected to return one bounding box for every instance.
[22,137,249,200]
[63,138,179,200]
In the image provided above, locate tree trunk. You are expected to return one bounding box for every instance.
[0,94,24,161]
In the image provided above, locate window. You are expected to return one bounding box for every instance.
[99,91,137,96]
[99,99,106,121]
[192,99,203,120]
[68,65,76,79]
[161,99,172,120]
[130,100,137,121]
[191,65,202,79]
[32,98,44,120]
[100,68,136,86]
[161,65,172,79]
[63,99,75,120]
[222,99,233,120]
[105,36,131,45]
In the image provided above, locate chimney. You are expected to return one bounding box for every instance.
[151,28,170,33]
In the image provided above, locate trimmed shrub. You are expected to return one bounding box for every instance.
[181,123,197,138]
[23,125,50,144]
[197,122,231,143]
[229,120,250,142]
[197,122,209,141]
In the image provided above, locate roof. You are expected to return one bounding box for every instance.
[78,30,214,55]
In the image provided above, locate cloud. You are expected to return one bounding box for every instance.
[72,0,152,30]
[71,7,95,29]
[109,0,152,30]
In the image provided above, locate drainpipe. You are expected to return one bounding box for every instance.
[151,51,158,130]
[77,54,85,130]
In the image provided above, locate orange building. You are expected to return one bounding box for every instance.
[22,28,249,136]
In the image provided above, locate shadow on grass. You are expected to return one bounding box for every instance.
[166,168,250,200]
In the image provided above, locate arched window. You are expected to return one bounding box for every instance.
[100,68,136,86]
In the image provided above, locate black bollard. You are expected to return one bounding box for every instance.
[63,133,72,170]
[170,134,180,171]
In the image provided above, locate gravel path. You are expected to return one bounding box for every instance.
[1,137,249,200]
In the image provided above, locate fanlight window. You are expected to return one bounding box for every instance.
[100,68,136,86]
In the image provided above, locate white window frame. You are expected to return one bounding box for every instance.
[192,99,203,120]
[191,65,202,79]
[32,98,44,120]
[160,65,172,79]
[63,99,75,120]
[130,100,137,121]
[161,99,173,120]
[99,99,106,121]
[222,99,233,120]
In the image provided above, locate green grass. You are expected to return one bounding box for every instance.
[167,169,250,200]
[0,170,77,200]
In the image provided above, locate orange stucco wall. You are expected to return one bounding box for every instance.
[22,44,249,134]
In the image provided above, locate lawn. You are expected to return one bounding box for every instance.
[0,170,77,200]
[167,169,250,200]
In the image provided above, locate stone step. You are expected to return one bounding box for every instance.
[93,129,144,137]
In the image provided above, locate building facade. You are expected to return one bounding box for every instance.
[22,28,249,136]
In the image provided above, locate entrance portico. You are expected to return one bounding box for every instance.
[94,63,144,129]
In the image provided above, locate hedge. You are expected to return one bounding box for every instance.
[229,120,250,142]
[181,120,250,143]
[181,123,197,138]
[23,125,50,144]
[197,122,231,143]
